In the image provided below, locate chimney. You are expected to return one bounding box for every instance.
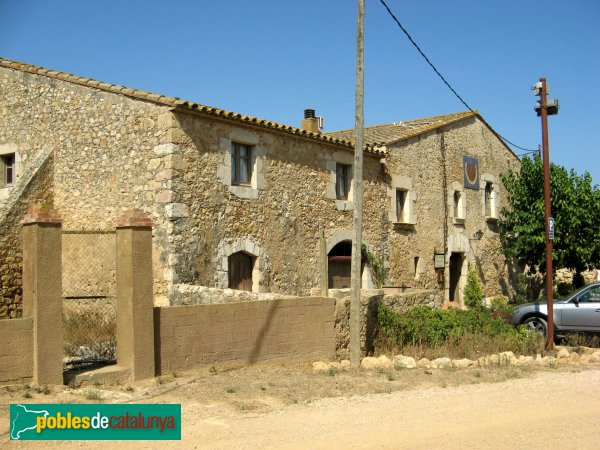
[301,109,321,133]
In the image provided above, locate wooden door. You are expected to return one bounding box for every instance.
[228,252,254,291]
[328,256,352,288]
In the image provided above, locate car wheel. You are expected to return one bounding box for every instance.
[523,316,548,336]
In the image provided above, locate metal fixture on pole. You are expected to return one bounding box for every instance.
[532,77,559,348]
[350,0,365,369]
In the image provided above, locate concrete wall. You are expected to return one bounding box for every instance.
[154,297,336,372]
[0,317,33,383]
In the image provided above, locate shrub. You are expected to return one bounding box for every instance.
[376,305,543,359]
[361,244,385,288]
[556,281,573,297]
[463,267,484,310]
[490,296,512,320]
[515,273,529,304]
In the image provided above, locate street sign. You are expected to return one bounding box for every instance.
[548,216,555,240]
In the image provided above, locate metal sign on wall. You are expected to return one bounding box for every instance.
[463,156,480,190]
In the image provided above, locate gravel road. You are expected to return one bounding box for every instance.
[196,368,600,449]
[3,367,599,449]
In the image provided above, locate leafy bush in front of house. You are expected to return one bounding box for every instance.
[463,267,484,310]
[376,306,544,359]
[490,296,512,320]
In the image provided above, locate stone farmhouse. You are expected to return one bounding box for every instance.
[0,58,519,318]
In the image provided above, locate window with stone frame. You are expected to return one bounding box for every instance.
[231,143,252,186]
[453,190,464,219]
[484,181,495,218]
[1,153,15,187]
[336,163,351,200]
[396,189,409,223]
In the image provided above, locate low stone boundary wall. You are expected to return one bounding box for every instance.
[0,317,33,384]
[154,297,336,373]
[168,283,291,306]
[381,289,443,314]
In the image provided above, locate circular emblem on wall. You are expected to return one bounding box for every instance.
[464,160,478,185]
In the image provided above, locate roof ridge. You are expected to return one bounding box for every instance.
[326,110,475,136]
[324,111,476,146]
[0,56,386,157]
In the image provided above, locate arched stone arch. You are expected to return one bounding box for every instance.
[324,230,376,289]
[325,230,374,255]
[215,237,266,292]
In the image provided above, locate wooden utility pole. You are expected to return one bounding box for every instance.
[539,77,554,348]
[533,77,559,347]
[350,0,365,369]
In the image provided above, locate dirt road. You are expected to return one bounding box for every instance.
[194,369,600,449]
[3,366,600,449]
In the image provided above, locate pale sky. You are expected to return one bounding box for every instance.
[1,0,599,182]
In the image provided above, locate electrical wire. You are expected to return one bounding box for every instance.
[378,0,538,156]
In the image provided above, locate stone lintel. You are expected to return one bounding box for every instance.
[117,209,153,228]
[21,205,62,226]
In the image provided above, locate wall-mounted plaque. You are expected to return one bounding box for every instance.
[434,253,445,269]
[463,156,480,190]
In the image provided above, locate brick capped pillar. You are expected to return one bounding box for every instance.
[22,205,63,385]
[116,210,155,380]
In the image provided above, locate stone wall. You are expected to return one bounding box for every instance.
[0,153,54,317]
[62,232,116,297]
[1,63,520,311]
[0,65,177,305]
[169,283,292,306]
[154,297,336,372]
[1,65,390,307]
[384,117,520,302]
[163,112,389,298]
[0,317,33,383]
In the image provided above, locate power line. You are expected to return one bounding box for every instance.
[378,0,538,155]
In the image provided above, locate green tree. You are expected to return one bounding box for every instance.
[499,155,600,275]
[464,267,484,310]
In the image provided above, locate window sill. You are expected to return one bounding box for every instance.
[229,185,259,200]
[452,217,465,225]
[393,221,416,230]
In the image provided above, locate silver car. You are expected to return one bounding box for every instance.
[510,282,600,336]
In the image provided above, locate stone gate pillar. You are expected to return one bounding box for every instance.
[116,210,155,380]
[22,205,63,385]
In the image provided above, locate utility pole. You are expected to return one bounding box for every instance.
[350,0,365,369]
[533,77,559,348]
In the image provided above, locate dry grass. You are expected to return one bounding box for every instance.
[63,299,116,361]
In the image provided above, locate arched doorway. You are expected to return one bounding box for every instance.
[328,240,353,288]
[228,251,255,292]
